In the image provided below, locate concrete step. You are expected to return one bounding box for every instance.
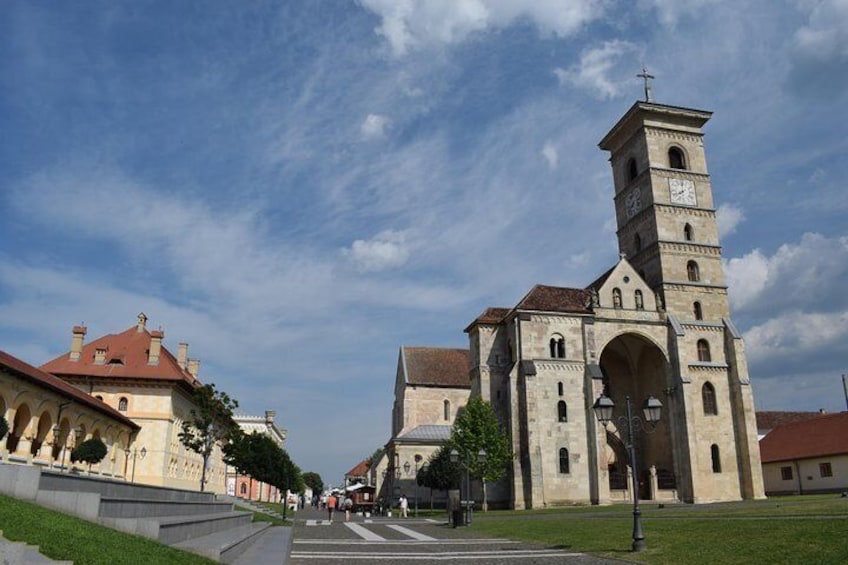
[101,510,255,545]
[38,471,214,503]
[0,534,73,564]
[98,497,234,518]
[171,522,271,563]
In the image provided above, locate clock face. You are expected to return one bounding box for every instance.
[669,178,697,206]
[625,188,641,218]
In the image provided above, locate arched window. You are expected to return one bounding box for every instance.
[697,339,711,362]
[633,233,642,252]
[627,158,638,181]
[557,382,564,397]
[443,400,451,421]
[612,288,622,309]
[118,397,128,412]
[559,448,570,474]
[702,382,717,415]
[557,400,567,422]
[95,395,103,401]
[711,444,722,473]
[693,301,703,320]
[684,223,694,241]
[549,336,565,358]
[240,483,247,495]
[634,290,644,310]
[669,147,686,170]
[687,261,700,282]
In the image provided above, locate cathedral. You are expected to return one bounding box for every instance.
[462,100,765,508]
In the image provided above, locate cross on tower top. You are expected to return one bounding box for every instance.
[637,67,655,102]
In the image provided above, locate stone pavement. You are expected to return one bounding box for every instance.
[277,505,629,564]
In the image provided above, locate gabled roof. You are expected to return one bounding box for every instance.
[515,284,593,314]
[0,350,139,430]
[759,411,848,463]
[402,347,470,388]
[464,307,510,333]
[345,459,370,478]
[41,325,199,389]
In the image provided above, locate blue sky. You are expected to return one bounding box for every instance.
[1,0,846,487]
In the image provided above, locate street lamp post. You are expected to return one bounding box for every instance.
[413,454,422,517]
[126,446,147,483]
[450,448,487,525]
[593,394,662,552]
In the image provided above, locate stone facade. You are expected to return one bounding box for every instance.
[464,101,765,508]
[227,410,287,501]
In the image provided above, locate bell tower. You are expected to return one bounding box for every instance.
[598,101,729,323]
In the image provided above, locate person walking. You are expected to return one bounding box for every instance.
[327,493,337,522]
[344,495,353,522]
[400,494,409,518]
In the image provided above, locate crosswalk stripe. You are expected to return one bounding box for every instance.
[385,524,437,541]
[293,539,518,545]
[290,550,584,560]
[344,522,386,541]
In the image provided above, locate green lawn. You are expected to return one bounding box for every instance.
[0,493,216,565]
[472,495,848,564]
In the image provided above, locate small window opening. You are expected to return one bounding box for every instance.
[634,290,644,310]
[669,147,686,170]
[559,448,570,474]
[557,400,567,423]
[118,397,128,411]
[702,382,717,415]
[612,288,622,308]
[694,301,703,320]
[711,444,722,473]
[627,158,638,181]
[687,260,700,282]
[697,340,711,362]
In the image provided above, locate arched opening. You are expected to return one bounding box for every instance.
[559,448,570,474]
[697,339,712,362]
[118,397,128,411]
[557,400,567,422]
[599,333,674,500]
[612,288,623,309]
[684,223,694,241]
[633,233,642,253]
[711,444,722,473]
[687,260,700,282]
[627,158,638,181]
[693,301,703,320]
[557,382,564,397]
[669,147,686,170]
[702,382,717,415]
[443,400,451,421]
[634,290,644,310]
[7,403,31,453]
[31,411,53,458]
[549,336,565,358]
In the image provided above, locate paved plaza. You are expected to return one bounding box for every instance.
[255,506,628,565]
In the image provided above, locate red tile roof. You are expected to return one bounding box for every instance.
[40,325,199,390]
[759,411,848,463]
[403,347,470,388]
[464,307,510,332]
[345,459,370,478]
[515,285,593,314]
[756,411,828,432]
[0,350,139,430]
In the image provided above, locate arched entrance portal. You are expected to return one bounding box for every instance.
[599,333,674,500]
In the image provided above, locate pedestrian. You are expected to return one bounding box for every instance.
[400,494,408,518]
[327,493,337,522]
[344,495,353,522]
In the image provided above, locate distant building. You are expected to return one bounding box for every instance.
[379,346,470,507]
[228,410,287,501]
[1,349,139,475]
[40,313,228,493]
[755,410,829,440]
[759,411,848,495]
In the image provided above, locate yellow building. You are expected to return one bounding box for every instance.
[1,349,138,476]
[40,313,228,493]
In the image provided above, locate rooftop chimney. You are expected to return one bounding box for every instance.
[136,312,148,333]
[187,359,200,378]
[148,330,164,365]
[70,325,87,362]
[265,410,276,424]
[94,347,107,365]
[178,343,188,369]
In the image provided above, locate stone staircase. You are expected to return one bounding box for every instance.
[0,464,272,563]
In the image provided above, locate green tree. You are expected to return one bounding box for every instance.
[302,471,324,495]
[367,447,384,469]
[0,415,8,441]
[418,445,461,510]
[450,396,513,511]
[179,383,239,492]
[70,438,107,472]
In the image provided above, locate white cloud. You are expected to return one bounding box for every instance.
[716,203,745,238]
[361,113,391,139]
[359,0,607,56]
[343,230,411,272]
[793,0,848,60]
[724,249,770,311]
[638,0,721,28]
[541,141,558,169]
[555,40,640,99]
